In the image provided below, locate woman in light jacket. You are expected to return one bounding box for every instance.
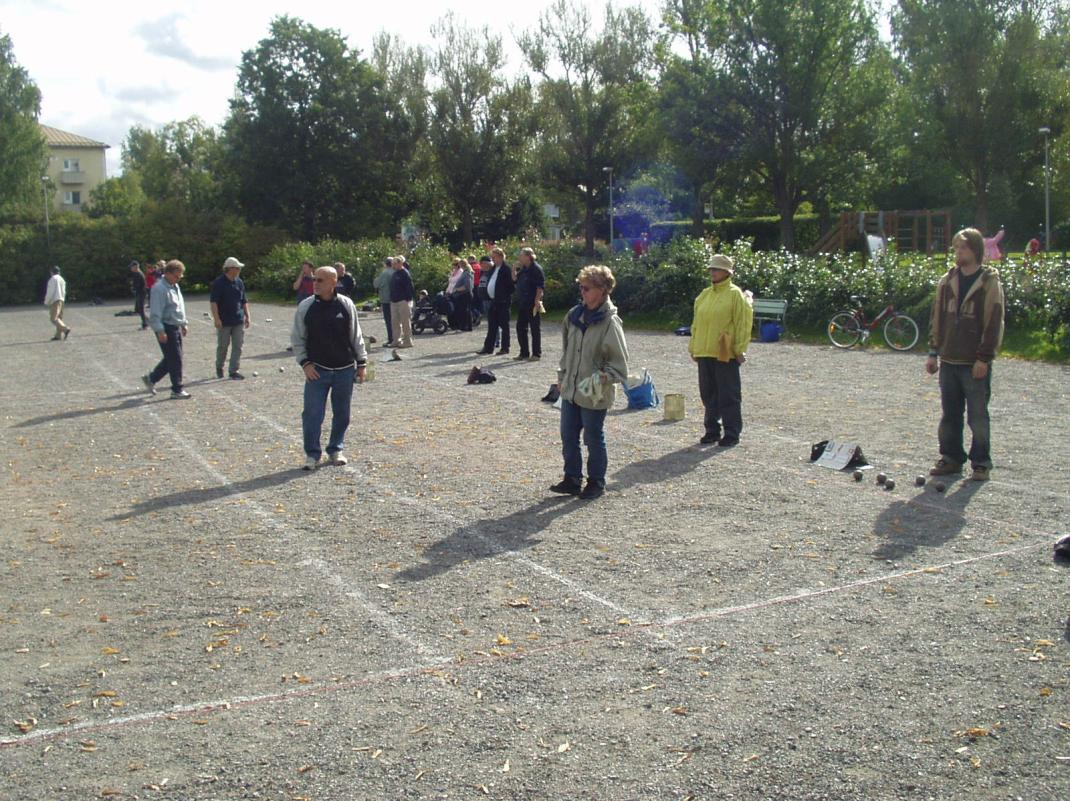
[552,265,629,500]
[689,253,753,447]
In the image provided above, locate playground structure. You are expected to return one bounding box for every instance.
[811,209,952,255]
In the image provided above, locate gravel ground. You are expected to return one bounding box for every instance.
[1,298,1068,801]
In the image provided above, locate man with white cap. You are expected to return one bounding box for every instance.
[688,253,753,447]
[210,256,251,379]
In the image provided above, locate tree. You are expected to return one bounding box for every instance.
[87,173,146,219]
[0,29,46,218]
[519,0,656,255]
[426,13,533,245]
[224,16,410,240]
[692,0,888,250]
[893,0,1070,233]
[658,0,743,236]
[122,117,230,213]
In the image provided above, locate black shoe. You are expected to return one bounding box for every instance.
[550,477,582,496]
[579,480,605,500]
[229,372,245,380]
[496,349,509,355]
[475,349,492,355]
[216,368,224,379]
[717,436,739,448]
[63,328,71,340]
[700,433,720,445]
[514,353,530,360]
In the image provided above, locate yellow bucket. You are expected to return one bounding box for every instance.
[663,393,685,421]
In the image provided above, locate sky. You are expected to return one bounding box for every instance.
[1,0,664,178]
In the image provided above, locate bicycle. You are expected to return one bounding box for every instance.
[827,296,919,351]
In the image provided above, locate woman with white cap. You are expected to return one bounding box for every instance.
[689,253,753,447]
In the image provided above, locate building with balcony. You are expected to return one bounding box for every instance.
[40,124,109,213]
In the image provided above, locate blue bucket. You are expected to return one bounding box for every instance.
[760,321,783,343]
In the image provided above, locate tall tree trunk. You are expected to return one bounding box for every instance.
[691,186,705,238]
[462,209,474,247]
[584,187,596,256]
[773,175,797,252]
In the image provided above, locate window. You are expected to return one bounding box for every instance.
[63,158,80,172]
[64,191,81,205]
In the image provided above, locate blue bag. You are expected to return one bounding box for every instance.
[622,369,660,410]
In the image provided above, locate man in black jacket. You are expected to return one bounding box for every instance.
[477,247,514,355]
[291,266,367,470]
[514,247,545,360]
[389,257,415,348]
[129,261,148,329]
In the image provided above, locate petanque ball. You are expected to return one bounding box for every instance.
[885,479,896,491]
[876,473,887,485]
[252,371,259,377]
[278,366,285,373]
[915,475,926,487]
[934,482,946,493]
[853,470,864,482]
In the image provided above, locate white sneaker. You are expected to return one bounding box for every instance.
[302,455,320,471]
[170,390,191,399]
[329,451,347,466]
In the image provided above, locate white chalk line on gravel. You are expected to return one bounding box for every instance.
[63,311,444,663]
[1,305,1054,750]
[1,536,1046,751]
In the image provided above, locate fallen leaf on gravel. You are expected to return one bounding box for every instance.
[99,790,123,797]
[294,720,311,727]
[970,756,982,768]
[64,700,83,708]
[954,727,990,738]
[743,754,760,762]
[297,765,313,774]
[671,706,688,715]
[371,749,382,759]
[14,717,37,733]
[101,647,120,655]
[504,598,531,608]
[1040,687,1053,697]
[1035,639,1055,647]
[617,618,631,626]
[163,630,179,638]
[409,724,428,735]
[983,597,998,606]
[500,759,510,773]
[557,741,571,753]
[192,720,209,726]
[477,786,489,795]
[1058,722,1070,731]
[414,770,426,780]
[94,691,118,698]
[80,741,98,752]
[376,583,391,589]
[496,634,512,646]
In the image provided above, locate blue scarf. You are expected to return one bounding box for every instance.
[568,302,607,333]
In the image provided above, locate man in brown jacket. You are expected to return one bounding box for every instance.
[925,227,1005,481]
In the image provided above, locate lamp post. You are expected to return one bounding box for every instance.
[41,176,51,259]
[1039,127,1051,251]
[602,166,614,247]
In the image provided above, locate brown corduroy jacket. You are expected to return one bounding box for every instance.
[928,264,1005,364]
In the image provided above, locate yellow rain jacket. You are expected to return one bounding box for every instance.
[688,279,753,361]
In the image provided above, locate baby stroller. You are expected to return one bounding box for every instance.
[412,291,449,335]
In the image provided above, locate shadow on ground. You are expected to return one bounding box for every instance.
[12,396,146,427]
[397,496,577,582]
[871,479,983,561]
[610,444,723,492]
[109,468,305,521]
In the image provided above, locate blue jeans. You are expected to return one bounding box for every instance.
[938,362,992,468]
[302,365,354,459]
[560,398,608,484]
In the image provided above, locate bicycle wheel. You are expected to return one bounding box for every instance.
[883,314,919,351]
[827,312,862,348]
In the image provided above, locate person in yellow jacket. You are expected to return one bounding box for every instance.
[689,254,753,446]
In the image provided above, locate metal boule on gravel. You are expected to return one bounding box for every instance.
[934,482,946,493]
[853,470,864,482]
[252,371,259,377]
[876,473,887,485]
[278,366,285,372]
[915,475,926,486]
[885,479,896,490]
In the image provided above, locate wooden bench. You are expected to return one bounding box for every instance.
[752,298,788,331]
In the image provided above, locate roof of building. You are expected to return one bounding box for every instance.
[39,123,109,149]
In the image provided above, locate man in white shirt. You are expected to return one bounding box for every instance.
[44,266,71,340]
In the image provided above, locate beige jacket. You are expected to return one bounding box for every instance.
[557,299,629,410]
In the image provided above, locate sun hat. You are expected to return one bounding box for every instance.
[708,254,734,274]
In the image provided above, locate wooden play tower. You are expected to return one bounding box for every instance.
[811,210,952,254]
